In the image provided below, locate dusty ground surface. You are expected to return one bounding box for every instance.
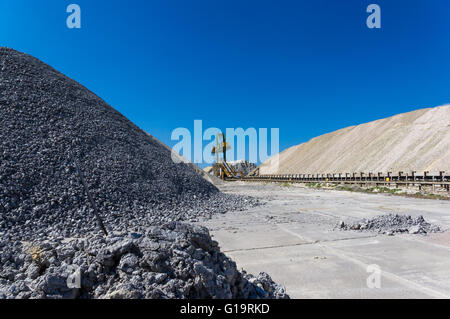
[198,181,450,299]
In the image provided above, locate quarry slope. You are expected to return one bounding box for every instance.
[0,47,256,239]
[259,105,450,174]
[0,48,287,299]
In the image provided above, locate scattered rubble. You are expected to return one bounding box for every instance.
[228,160,257,176]
[0,223,288,299]
[338,214,441,235]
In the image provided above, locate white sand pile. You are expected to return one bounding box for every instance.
[260,105,450,174]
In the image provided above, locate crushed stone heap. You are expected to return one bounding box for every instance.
[338,214,441,235]
[0,223,288,299]
[0,48,287,299]
[228,160,257,176]
[0,47,258,241]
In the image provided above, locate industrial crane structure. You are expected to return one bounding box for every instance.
[210,133,243,180]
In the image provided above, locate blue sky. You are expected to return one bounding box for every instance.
[1,0,449,164]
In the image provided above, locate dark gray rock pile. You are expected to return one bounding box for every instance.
[0,47,258,241]
[0,222,288,299]
[338,214,441,235]
[0,48,287,299]
[228,160,257,176]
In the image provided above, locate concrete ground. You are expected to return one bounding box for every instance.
[198,182,450,299]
